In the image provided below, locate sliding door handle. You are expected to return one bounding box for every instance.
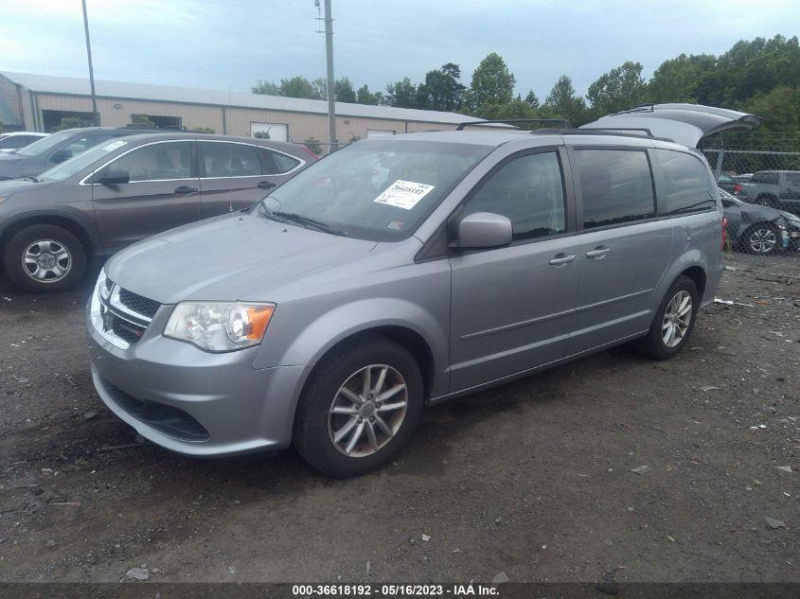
[586,246,611,259]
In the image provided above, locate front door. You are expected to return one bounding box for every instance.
[92,140,201,250]
[449,149,581,391]
[566,147,673,355]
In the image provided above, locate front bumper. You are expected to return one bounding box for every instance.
[87,300,306,457]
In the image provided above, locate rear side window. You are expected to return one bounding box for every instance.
[573,149,655,229]
[655,149,716,214]
[200,142,261,178]
[462,151,566,241]
[786,173,800,187]
[258,147,301,175]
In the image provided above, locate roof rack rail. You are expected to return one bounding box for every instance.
[533,128,675,143]
[606,103,656,116]
[455,118,570,131]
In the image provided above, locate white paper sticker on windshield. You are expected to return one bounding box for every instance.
[374,180,435,210]
[102,140,128,152]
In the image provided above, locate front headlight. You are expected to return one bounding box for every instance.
[164,302,275,352]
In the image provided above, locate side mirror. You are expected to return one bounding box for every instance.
[51,149,73,164]
[97,169,130,186]
[457,212,513,249]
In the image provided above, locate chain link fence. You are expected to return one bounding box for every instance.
[701,147,800,259]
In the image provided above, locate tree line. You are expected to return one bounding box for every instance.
[253,35,800,143]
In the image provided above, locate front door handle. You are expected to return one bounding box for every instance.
[586,246,611,259]
[549,253,576,267]
[258,180,277,190]
[174,186,198,195]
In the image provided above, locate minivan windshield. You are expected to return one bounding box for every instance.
[256,139,491,241]
[16,130,77,157]
[39,139,129,182]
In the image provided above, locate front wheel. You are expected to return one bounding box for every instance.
[636,276,699,360]
[743,224,780,255]
[3,224,87,292]
[293,336,424,478]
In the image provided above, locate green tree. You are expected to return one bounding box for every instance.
[524,90,540,109]
[646,53,716,103]
[131,114,155,127]
[417,63,466,111]
[52,116,92,131]
[477,97,538,125]
[385,77,418,108]
[253,130,270,139]
[587,61,646,116]
[311,78,328,100]
[280,76,319,99]
[356,84,382,105]
[543,75,588,126]
[252,80,282,95]
[467,52,516,112]
[335,77,357,103]
[304,137,323,155]
[190,126,215,133]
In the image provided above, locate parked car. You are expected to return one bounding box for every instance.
[717,172,743,195]
[0,127,149,181]
[0,133,314,291]
[0,132,48,154]
[719,187,798,254]
[85,103,756,477]
[740,170,800,212]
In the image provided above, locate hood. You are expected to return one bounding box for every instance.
[0,178,50,194]
[105,212,380,304]
[581,103,762,148]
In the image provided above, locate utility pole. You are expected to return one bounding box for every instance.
[323,0,337,152]
[81,0,99,126]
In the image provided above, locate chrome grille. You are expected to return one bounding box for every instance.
[94,277,160,348]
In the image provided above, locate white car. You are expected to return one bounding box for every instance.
[0,132,48,154]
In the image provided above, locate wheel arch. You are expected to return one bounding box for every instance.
[0,212,102,261]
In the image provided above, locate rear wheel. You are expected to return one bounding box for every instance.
[294,336,424,478]
[3,224,87,292]
[743,223,780,255]
[636,276,699,360]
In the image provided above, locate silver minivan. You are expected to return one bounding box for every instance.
[86,104,760,477]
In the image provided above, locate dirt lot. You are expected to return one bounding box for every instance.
[0,251,798,585]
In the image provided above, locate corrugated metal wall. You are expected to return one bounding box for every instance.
[29,93,464,143]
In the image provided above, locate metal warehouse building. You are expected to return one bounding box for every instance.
[0,71,487,145]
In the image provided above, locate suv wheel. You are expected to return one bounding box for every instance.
[744,224,779,255]
[4,225,87,292]
[636,276,699,360]
[294,336,424,478]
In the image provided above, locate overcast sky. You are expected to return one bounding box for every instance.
[2,0,798,100]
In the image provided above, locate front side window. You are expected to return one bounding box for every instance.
[763,172,779,185]
[17,130,75,157]
[656,149,716,214]
[99,141,192,182]
[461,151,566,241]
[573,149,655,229]
[257,140,491,241]
[40,139,130,183]
[201,142,261,178]
[258,147,301,175]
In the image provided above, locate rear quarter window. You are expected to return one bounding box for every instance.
[655,149,716,215]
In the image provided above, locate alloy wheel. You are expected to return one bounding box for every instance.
[662,290,692,348]
[748,227,777,254]
[328,364,408,458]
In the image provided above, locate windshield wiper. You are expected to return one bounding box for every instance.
[269,210,348,236]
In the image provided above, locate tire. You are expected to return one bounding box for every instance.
[293,335,424,478]
[3,224,87,292]
[636,276,699,360]
[743,223,780,255]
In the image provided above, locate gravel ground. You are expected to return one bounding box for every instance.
[0,252,798,585]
